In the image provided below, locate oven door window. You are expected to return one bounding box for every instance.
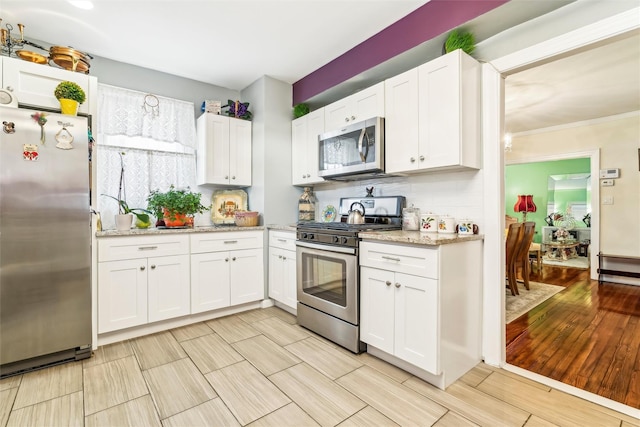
[300,252,347,307]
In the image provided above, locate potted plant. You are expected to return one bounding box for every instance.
[146,185,208,227]
[443,29,475,55]
[54,81,86,116]
[102,195,152,229]
[102,152,152,229]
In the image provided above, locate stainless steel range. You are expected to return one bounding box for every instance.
[296,196,405,353]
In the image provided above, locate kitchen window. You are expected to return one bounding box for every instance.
[96,84,197,229]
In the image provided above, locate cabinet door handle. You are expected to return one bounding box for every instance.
[278,255,282,259]
[138,246,158,250]
[140,266,145,271]
[232,176,236,180]
[382,255,401,262]
[150,265,156,269]
[232,257,237,261]
[6,86,13,92]
[277,239,287,243]
[344,117,349,122]
[395,282,401,288]
[225,175,229,179]
[224,240,238,244]
[282,256,287,260]
[419,155,425,161]
[385,280,392,286]
[225,258,229,262]
[410,157,416,163]
[302,174,306,179]
[350,115,356,121]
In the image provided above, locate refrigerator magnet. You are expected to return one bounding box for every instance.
[30,112,48,145]
[23,144,39,161]
[55,127,74,150]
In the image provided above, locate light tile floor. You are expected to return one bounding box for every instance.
[1,306,637,427]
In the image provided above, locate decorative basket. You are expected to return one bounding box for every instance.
[234,211,259,227]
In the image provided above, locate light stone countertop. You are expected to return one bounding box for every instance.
[266,224,297,232]
[359,230,484,246]
[96,225,265,237]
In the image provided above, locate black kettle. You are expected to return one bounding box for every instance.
[347,202,365,224]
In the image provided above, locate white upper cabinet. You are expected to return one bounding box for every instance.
[1,56,96,116]
[292,108,325,186]
[385,50,480,174]
[324,82,385,131]
[197,113,252,186]
[384,68,419,174]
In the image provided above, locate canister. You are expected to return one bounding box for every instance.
[438,215,457,234]
[420,213,439,233]
[402,206,420,231]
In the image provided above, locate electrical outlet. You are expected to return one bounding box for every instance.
[602,196,614,205]
[601,179,615,186]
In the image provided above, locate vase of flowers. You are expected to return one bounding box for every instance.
[222,99,252,121]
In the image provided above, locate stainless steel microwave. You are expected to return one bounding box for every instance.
[318,117,384,180]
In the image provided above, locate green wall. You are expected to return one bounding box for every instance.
[506,158,590,243]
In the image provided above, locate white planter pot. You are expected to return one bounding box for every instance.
[115,214,133,231]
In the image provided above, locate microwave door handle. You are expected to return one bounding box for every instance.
[358,128,367,162]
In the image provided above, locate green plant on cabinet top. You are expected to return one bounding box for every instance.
[54,81,86,104]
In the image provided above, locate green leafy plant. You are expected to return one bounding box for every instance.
[54,81,86,104]
[146,185,208,221]
[444,29,475,55]
[102,195,151,226]
[293,103,310,118]
[101,152,151,226]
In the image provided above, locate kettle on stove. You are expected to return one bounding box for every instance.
[347,202,366,224]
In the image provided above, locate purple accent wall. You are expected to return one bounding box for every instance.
[292,0,508,105]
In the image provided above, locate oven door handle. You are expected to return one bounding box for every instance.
[296,240,357,255]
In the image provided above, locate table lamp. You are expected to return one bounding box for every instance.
[514,194,536,222]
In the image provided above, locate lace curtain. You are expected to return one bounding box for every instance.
[96,84,197,229]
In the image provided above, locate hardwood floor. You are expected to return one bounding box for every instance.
[506,261,640,408]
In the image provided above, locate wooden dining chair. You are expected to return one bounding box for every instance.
[515,221,536,291]
[505,222,524,296]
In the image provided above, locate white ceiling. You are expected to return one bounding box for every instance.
[504,32,640,134]
[2,1,638,134]
[1,0,425,90]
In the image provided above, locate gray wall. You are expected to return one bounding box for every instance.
[90,55,240,117]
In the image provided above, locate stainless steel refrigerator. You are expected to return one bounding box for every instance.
[0,105,91,377]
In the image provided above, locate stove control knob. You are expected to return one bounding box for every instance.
[308,233,315,240]
[301,233,307,239]
[342,237,349,244]
[333,236,340,243]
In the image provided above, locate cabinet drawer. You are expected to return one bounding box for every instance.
[360,241,438,278]
[191,230,263,253]
[98,235,189,262]
[269,230,296,251]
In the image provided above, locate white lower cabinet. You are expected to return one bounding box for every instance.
[268,230,297,310]
[361,267,438,373]
[98,230,264,336]
[98,235,190,333]
[359,239,482,389]
[190,231,264,313]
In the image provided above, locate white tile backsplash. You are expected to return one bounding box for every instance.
[312,169,485,228]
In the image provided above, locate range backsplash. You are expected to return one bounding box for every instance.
[312,169,485,226]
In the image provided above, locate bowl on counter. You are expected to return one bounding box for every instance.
[234,211,259,227]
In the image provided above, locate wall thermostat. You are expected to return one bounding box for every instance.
[599,168,619,179]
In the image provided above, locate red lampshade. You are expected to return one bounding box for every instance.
[514,195,536,213]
